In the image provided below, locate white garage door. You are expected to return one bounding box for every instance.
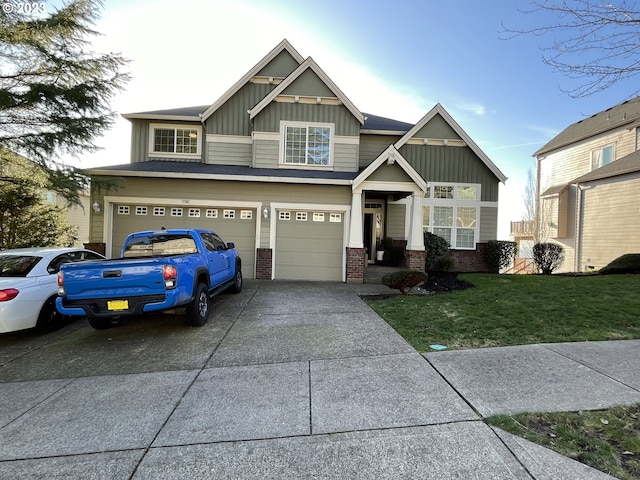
[110,204,256,278]
[274,210,344,281]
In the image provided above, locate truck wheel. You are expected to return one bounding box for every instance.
[186,282,209,326]
[231,267,242,293]
[88,317,115,330]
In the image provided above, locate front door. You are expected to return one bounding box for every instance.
[364,201,384,263]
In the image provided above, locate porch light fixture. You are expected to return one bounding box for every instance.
[263,207,269,219]
[92,201,101,214]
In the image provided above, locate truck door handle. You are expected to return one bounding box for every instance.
[103,270,122,278]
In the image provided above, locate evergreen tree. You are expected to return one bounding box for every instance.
[0,0,129,204]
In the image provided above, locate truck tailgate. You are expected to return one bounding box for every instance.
[60,259,166,299]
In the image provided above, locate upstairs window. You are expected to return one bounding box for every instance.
[282,122,332,166]
[149,123,201,157]
[591,145,613,170]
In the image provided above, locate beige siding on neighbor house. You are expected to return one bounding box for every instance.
[579,173,640,271]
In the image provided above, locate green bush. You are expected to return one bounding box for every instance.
[600,254,640,275]
[381,237,404,267]
[533,242,565,275]
[382,269,427,295]
[424,232,450,270]
[487,240,517,272]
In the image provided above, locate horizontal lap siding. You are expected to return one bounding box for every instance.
[207,141,252,166]
[580,174,640,270]
[479,207,497,243]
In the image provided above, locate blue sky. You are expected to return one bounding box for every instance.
[61,0,637,239]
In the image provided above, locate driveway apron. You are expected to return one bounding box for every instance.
[0,280,624,479]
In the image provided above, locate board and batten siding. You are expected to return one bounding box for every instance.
[579,173,640,271]
[400,144,499,201]
[359,134,402,168]
[253,103,361,137]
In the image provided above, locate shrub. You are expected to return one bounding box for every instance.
[599,254,640,275]
[424,232,450,270]
[381,237,404,267]
[533,242,565,275]
[487,240,517,272]
[382,269,427,295]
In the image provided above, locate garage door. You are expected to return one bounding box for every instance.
[110,204,256,278]
[274,210,344,281]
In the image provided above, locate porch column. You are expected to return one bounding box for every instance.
[348,191,363,248]
[406,190,425,251]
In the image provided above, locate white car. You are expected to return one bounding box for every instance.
[0,247,105,333]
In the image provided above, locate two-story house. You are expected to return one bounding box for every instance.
[534,96,640,272]
[86,39,506,282]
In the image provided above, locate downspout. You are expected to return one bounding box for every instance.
[574,182,583,272]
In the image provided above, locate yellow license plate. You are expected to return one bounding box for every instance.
[107,300,129,311]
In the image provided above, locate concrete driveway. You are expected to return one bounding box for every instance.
[0,280,634,479]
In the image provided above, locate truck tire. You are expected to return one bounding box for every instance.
[185,282,209,326]
[88,317,116,330]
[231,266,242,293]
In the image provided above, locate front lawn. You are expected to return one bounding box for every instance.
[366,273,640,351]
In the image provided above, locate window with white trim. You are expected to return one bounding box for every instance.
[149,123,202,157]
[313,212,325,222]
[296,212,307,221]
[279,211,291,220]
[188,208,200,218]
[136,206,147,216]
[330,213,342,223]
[591,144,614,170]
[153,207,165,216]
[206,209,218,218]
[171,208,183,217]
[223,209,235,219]
[282,122,332,166]
[118,206,130,215]
[240,210,252,220]
[423,183,480,250]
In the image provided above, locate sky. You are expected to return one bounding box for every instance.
[47,0,639,239]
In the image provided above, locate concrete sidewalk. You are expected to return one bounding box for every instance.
[0,280,638,479]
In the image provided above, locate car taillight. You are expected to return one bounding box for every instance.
[0,288,19,302]
[57,271,65,296]
[163,265,177,289]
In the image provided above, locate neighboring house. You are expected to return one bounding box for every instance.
[533,96,640,272]
[45,190,91,248]
[86,39,507,282]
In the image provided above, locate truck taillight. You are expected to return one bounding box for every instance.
[163,265,177,289]
[57,272,65,296]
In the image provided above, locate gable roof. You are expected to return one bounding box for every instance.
[572,149,640,184]
[249,57,365,124]
[361,113,414,134]
[535,96,640,157]
[200,39,305,122]
[395,103,507,183]
[353,145,427,192]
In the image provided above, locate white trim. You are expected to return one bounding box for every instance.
[395,103,507,183]
[353,145,427,193]
[89,168,352,186]
[279,121,335,168]
[269,202,351,281]
[201,39,305,121]
[334,135,360,145]
[206,134,252,144]
[249,57,364,124]
[148,123,203,158]
[122,113,200,122]
[252,131,280,142]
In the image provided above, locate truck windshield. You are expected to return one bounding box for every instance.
[123,234,198,258]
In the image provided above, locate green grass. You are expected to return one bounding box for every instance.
[487,406,640,479]
[366,273,640,351]
[366,273,640,479]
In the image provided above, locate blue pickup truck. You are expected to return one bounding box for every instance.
[56,228,242,329]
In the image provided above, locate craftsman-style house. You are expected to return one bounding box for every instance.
[86,40,507,282]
